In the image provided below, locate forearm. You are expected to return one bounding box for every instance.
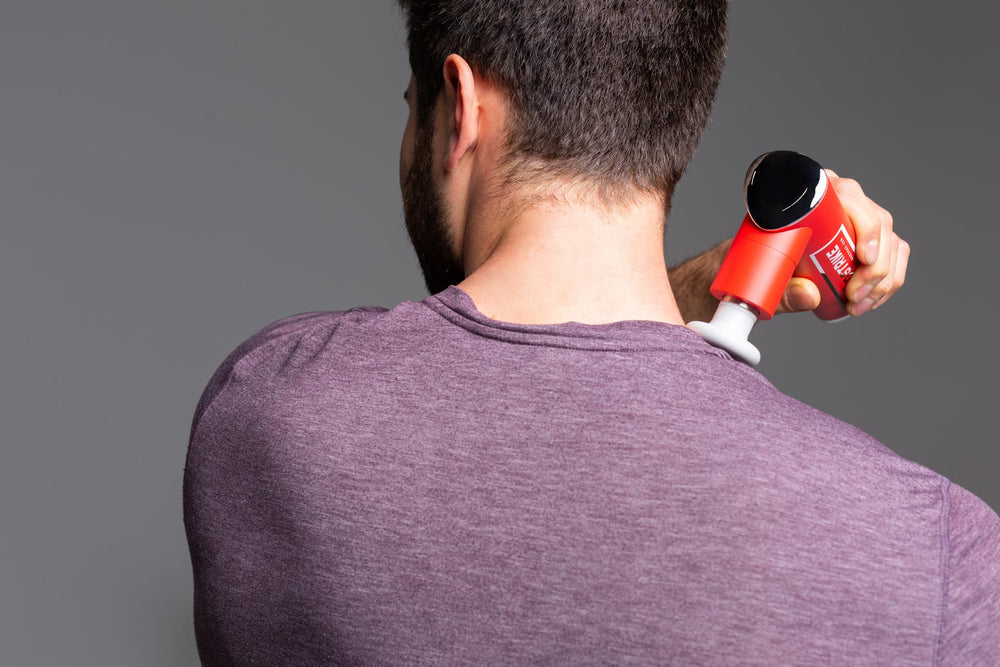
[668,238,731,323]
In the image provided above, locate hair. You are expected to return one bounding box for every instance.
[396,0,728,207]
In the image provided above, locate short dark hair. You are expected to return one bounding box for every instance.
[397,0,728,205]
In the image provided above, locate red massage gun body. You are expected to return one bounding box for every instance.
[690,151,859,365]
[713,173,856,322]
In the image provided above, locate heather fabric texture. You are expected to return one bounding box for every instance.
[183,286,1000,666]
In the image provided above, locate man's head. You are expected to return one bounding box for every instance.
[397,0,728,294]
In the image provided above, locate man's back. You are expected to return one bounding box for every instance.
[184,286,1000,665]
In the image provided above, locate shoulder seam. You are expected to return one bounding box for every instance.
[933,476,952,666]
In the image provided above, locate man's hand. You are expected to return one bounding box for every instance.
[777,169,910,316]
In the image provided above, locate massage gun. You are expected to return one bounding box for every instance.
[688,150,858,366]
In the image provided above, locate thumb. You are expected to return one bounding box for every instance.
[779,277,821,313]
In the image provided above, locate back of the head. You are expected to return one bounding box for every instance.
[397,0,728,207]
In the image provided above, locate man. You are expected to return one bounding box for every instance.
[184,1,999,664]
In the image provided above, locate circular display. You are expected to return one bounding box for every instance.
[744,151,826,230]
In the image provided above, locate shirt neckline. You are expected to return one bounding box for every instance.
[423,284,732,356]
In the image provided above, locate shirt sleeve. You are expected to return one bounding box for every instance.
[939,480,1000,665]
[187,311,330,442]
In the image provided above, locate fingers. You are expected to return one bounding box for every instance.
[825,171,908,316]
[890,238,911,305]
[830,173,887,266]
[777,277,821,314]
[870,235,909,312]
[848,232,910,315]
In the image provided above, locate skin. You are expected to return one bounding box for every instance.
[400,55,910,326]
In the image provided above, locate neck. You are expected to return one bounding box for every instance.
[455,192,685,326]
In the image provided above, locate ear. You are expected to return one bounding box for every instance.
[441,54,480,172]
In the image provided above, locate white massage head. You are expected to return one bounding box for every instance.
[688,299,762,366]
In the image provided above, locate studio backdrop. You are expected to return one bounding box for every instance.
[0,2,995,665]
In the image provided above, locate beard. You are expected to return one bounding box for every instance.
[402,118,466,295]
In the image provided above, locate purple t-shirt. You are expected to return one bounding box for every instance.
[184,286,1000,665]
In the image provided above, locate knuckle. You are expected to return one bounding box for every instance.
[854,269,877,288]
[840,178,862,194]
[869,282,891,301]
[881,210,894,232]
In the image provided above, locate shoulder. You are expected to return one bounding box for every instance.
[703,360,914,470]
[946,479,1000,542]
[939,480,1000,662]
[761,388,1000,660]
[189,305,390,439]
[705,366,960,521]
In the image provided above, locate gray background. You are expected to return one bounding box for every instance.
[1,1,995,664]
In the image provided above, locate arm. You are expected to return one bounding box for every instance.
[668,239,731,324]
[668,171,910,323]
